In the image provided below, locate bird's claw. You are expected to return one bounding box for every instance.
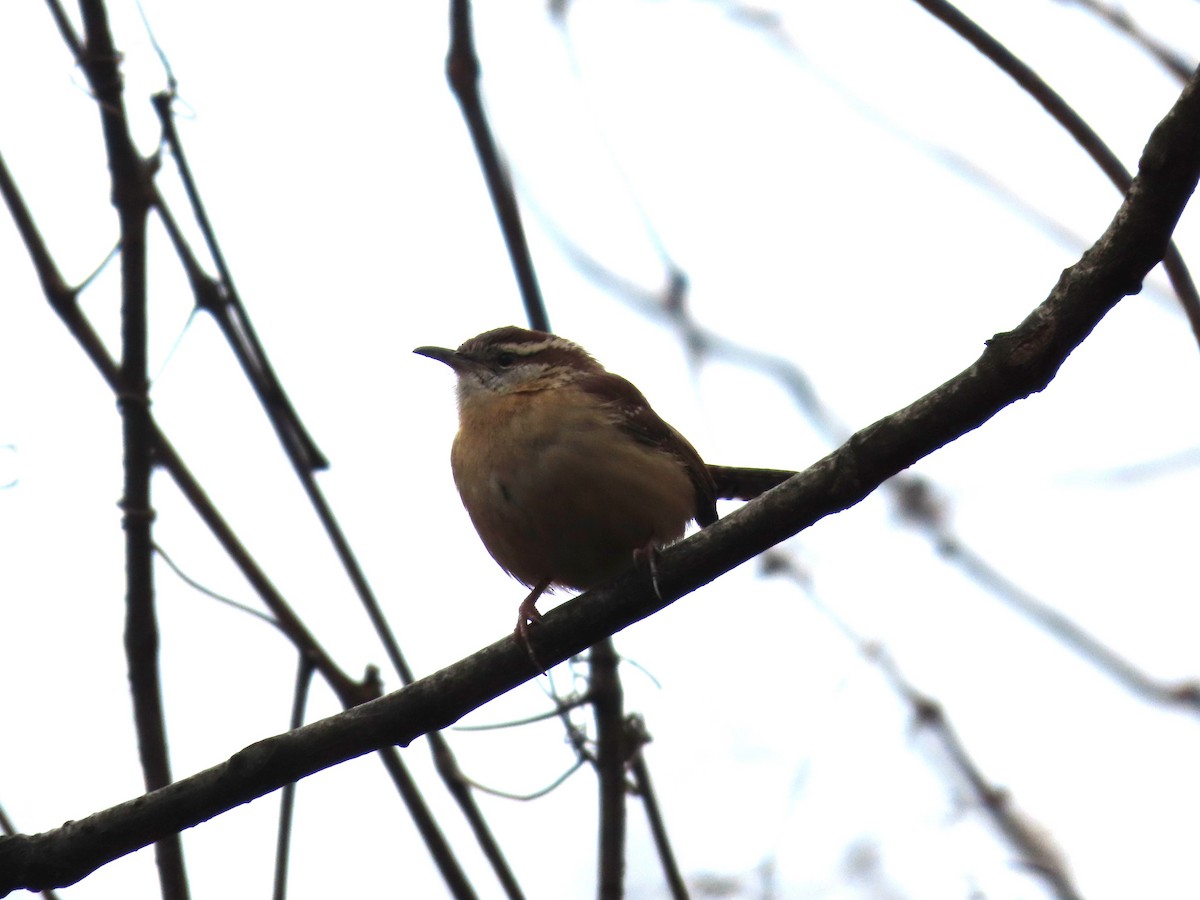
[634,544,665,601]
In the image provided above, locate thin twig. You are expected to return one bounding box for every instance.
[454,759,587,801]
[1058,0,1195,82]
[0,151,74,308]
[272,657,315,900]
[591,638,627,900]
[135,0,178,94]
[42,0,83,62]
[75,2,187,897]
[446,0,550,332]
[938,534,1200,711]
[879,653,1082,899]
[153,543,281,629]
[531,223,845,444]
[763,552,1082,900]
[910,0,1200,346]
[629,736,689,900]
[150,93,328,474]
[0,154,114,383]
[713,462,1200,714]
[452,694,592,730]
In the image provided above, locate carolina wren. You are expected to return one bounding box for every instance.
[414,326,717,645]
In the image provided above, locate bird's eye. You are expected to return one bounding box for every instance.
[495,351,518,368]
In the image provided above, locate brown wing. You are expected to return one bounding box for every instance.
[576,372,719,527]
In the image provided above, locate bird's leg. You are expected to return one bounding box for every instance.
[633,543,665,601]
[515,578,552,673]
[515,579,550,634]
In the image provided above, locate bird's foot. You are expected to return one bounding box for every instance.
[514,581,550,674]
[633,544,664,601]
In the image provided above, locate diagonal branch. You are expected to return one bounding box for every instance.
[1058,0,1195,83]
[150,92,329,474]
[714,470,1200,714]
[762,550,1082,899]
[446,0,550,332]
[628,728,689,900]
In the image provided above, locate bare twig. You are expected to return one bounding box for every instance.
[74,3,187,897]
[878,652,1081,899]
[743,440,1200,718]
[150,92,328,474]
[446,0,550,332]
[42,0,82,62]
[533,229,846,443]
[762,551,1082,900]
[454,760,587,801]
[910,0,1200,345]
[452,694,592,730]
[591,638,627,900]
[153,543,281,629]
[1058,0,1195,82]
[0,155,74,306]
[938,534,1200,711]
[272,658,315,900]
[628,731,690,900]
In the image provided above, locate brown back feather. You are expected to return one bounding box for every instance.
[576,372,718,527]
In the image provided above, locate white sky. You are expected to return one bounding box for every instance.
[2,1,1199,898]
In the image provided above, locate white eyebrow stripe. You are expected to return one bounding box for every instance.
[497,337,578,356]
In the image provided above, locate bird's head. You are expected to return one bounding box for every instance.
[414,326,605,403]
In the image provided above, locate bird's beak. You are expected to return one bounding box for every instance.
[413,345,458,366]
[417,340,492,376]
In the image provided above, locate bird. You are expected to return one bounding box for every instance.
[414,325,718,653]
